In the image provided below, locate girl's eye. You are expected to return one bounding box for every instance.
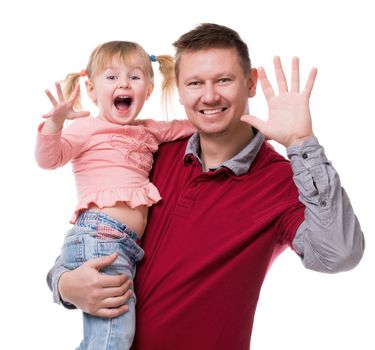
[130,75,140,80]
[107,75,117,80]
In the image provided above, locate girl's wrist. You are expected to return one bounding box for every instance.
[41,117,65,134]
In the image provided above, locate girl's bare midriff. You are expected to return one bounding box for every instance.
[88,202,148,237]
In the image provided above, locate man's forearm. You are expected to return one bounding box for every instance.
[47,255,76,309]
[288,137,365,273]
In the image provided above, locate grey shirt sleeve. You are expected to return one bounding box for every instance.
[47,255,76,309]
[287,137,365,273]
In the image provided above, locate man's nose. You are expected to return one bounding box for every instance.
[201,84,220,103]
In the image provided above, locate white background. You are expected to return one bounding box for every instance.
[0,0,373,349]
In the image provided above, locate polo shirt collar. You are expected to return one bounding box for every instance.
[184,130,265,176]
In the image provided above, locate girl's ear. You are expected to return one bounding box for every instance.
[85,80,97,103]
[146,82,154,99]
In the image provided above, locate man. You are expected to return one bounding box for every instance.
[48,23,364,349]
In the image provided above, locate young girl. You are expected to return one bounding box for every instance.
[35,41,195,350]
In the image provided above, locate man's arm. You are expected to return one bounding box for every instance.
[241,56,364,272]
[47,256,76,308]
[47,253,133,317]
[288,137,364,272]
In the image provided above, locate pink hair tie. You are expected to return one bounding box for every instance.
[80,69,87,77]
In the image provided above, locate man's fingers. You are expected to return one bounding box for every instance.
[241,115,267,133]
[101,288,133,309]
[302,67,318,99]
[96,304,130,319]
[96,271,130,288]
[273,56,288,93]
[89,288,133,319]
[88,252,119,271]
[100,279,133,299]
[290,56,300,93]
[86,253,131,288]
[258,67,275,100]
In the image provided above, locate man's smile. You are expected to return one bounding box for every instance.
[199,107,228,115]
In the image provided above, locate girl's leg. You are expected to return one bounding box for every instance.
[61,225,138,350]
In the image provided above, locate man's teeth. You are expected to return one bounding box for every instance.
[201,108,224,115]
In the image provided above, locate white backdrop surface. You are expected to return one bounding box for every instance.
[0,0,373,349]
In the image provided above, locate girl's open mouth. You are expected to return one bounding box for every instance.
[114,95,132,111]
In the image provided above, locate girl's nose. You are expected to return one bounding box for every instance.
[118,78,130,89]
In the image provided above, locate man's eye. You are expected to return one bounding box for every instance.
[218,78,231,83]
[188,81,201,86]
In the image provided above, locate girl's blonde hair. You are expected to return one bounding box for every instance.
[62,41,175,111]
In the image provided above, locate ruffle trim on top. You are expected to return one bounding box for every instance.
[70,183,162,223]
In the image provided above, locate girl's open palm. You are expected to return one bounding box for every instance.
[42,81,90,124]
[241,56,317,147]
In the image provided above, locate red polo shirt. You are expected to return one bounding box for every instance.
[132,137,304,350]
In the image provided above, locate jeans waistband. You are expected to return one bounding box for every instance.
[76,211,139,241]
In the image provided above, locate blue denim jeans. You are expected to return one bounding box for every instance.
[61,211,144,350]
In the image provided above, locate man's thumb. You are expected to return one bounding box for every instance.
[88,252,118,271]
[240,114,266,131]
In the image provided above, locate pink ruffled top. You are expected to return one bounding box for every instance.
[35,117,195,223]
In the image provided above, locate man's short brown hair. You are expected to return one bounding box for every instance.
[173,23,252,81]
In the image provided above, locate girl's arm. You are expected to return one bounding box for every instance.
[35,121,86,169]
[144,119,196,144]
[35,82,90,169]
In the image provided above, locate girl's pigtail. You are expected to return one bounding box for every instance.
[62,72,83,110]
[155,55,176,117]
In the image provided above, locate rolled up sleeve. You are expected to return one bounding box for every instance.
[287,137,365,273]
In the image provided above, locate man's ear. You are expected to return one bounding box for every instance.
[247,68,258,98]
[85,80,97,103]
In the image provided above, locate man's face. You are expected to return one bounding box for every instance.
[177,48,257,138]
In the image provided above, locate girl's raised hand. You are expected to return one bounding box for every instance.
[42,81,90,124]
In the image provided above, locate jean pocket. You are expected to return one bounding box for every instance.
[61,231,87,270]
[96,224,125,240]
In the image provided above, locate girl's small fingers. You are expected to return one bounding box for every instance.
[55,81,64,101]
[45,89,57,106]
[41,112,53,119]
[69,83,82,103]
